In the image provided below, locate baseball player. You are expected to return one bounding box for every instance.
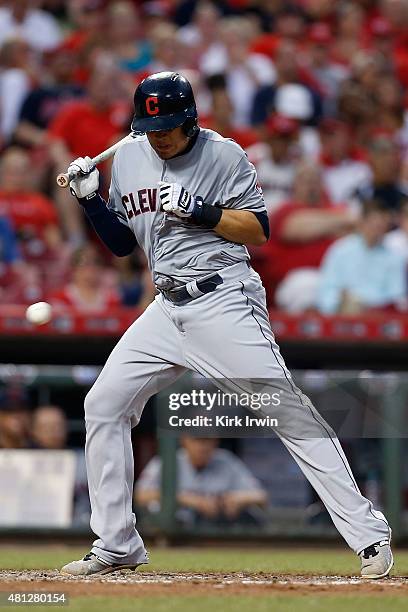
[61,72,393,578]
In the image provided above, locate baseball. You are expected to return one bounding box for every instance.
[25,301,53,325]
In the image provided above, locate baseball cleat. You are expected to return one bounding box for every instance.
[359,540,393,579]
[60,552,148,576]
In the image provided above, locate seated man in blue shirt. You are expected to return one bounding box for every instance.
[0,215,20,267]
[135,436,267,525]
[317,199,407,314]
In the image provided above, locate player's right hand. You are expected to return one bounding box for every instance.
[69,156,99,199]
[159,181,198,218]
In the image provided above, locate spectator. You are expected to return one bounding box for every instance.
[42,0,67,21]
[375,74,405,128]
[31,403,91,525]
[306,23,349,115]
[148,22,188,74]
[368,17,396,73]
[201,74,259,150]
[381,0,408,37]
[384,200,408,263]
[250,40,321,131]
[383,0,408,89]
[135,436,267,525]
[331,2,365,67]
[113,249,156,309]
[0,38,32,143]
[336,51,387,144]
[247,114,299,213]
[15,45,84,151]
[373,75,408,150]
[64,0,108,85]
[203,17,276,126]
[247,4,308,54]
[351,51,386,103]
[31,404,68,450]
[141,1,173,37]
[0,147,62,259]
[319,119,371,205]
[0,213,26,304]
[0,0,62,52]
[49,64,130,243]
[0,215,22,304]
[0,384,31,449]
[351,132,408,212]
[177,2,222,72]
[318,199,406,314]
[0,147,68,301]
[254,162,356,309]
[49,243,121,313]
[401,155,408,197]
[107,1,152,74]
[304,0,334,23]
[0,215,20,269]
[337,78,376,145]
[49,64,129,165]
[273,83,321,159]
[274,4,307,44]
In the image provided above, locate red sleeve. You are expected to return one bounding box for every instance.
[31,194,58,225]
[48,288,72,307]
[48,103,80,143]
[270,203,302,239]
[250,33,280,59]
[107,290,121,308]
[271,202,349,240]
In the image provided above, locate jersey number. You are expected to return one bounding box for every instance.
[145,96,159,116]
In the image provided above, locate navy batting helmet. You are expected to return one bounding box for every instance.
[131,72,198,136]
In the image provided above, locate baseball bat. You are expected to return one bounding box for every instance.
[55,133,136,188]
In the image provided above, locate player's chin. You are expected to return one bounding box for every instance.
[154,146,174,159]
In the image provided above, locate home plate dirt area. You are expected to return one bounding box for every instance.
[0,570,407,597]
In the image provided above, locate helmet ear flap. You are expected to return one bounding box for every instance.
[182,118,199,138]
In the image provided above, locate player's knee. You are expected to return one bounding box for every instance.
[84,384,102,421]
[84,380,125,422]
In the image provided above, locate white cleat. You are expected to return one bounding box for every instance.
[359,540,394,579]
[60,552,148,576]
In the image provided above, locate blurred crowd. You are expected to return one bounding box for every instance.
[0,0,408,315]
[0,381,90,523]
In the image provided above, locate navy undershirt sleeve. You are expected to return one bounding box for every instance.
[253,210,270,240]
[77,192,137,257]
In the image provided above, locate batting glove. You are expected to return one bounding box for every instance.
[69,156,99,199]
[159,181,201,218]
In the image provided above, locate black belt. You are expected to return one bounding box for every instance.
[161,274,223,304]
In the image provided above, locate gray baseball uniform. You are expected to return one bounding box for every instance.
[84,129,390,565]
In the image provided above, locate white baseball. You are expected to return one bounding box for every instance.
[25,301,53,325]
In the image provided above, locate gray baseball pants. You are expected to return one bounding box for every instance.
[84,262,390,564]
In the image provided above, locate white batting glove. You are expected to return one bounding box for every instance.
[159,181,200,218]
[69,156,99,199]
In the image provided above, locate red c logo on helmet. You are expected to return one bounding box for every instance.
[146,96,159,115]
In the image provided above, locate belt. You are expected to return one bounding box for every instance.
[161,274,223,304]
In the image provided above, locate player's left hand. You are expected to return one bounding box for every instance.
[159,181,200,218]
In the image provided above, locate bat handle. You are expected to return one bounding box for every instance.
[56,170,77,188]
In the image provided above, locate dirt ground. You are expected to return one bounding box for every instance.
[0,571,406,597]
